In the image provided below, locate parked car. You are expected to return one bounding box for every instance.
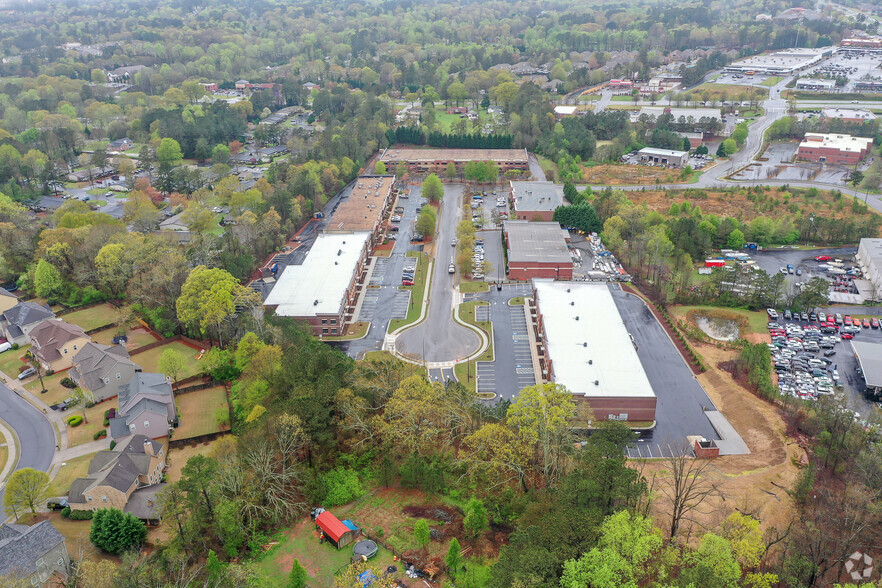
[46,498,69,511]
[862,318,871,328]
[17,367,36,380]
[448,263,455,274]
[872,318,879,328]
[816,255,831,261]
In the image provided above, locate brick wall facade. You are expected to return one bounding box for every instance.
[509,261,573,281]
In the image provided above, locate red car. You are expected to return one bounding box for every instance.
[863,318,871,328]
[401,278,414,286]
[872,318,879,329]
[842,333,854,339]
[815,255,832,261]
[844,316,853,326]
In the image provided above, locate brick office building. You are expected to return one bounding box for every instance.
[797,133,873,164]
[324,175,395,248]
[379,148,529,175]
[509,181,565,221]
[264,232,371,336]
[530,280,657,424]
[503,221,573,280]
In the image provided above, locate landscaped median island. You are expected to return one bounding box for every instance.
[453,300,494,393]
[388,251,431,332]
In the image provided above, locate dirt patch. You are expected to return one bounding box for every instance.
[582,164,690,185]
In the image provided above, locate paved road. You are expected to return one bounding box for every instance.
[396,184,481,362]
[611,287,719,447]
[0,382,55,508]
[528,154,546,182]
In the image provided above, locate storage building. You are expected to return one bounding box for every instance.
[797,133,873,165]
[504,221,573,280]
[316,511,358,549]
[509,181,565,221]
[637,147,689,167]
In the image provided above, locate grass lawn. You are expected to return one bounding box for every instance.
[63,303,124,332]
[0,444,7,476]
[173,386,229,440]
[92,326,159,349]
[611,95,638,102]
[389,252,430,332]
[510,296,525,305]
[672,304,768,334]
[534,153,559,182]
[460,280,489,293]
[760,76,785,87]
[0,345,31,378]
[322,321,370,341]
[133,341,204,380]
[579,94,601,101]
[86,188,106,196]
[691,82,768,101]
[453,301,494,392]
[65,402,110,448]
[114,192,129,199]
[25,372,73,406]
[19,512,116,565]
[49,453,95,497]
[166,436,228,483]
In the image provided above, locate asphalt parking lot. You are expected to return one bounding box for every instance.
[474,229,505,282]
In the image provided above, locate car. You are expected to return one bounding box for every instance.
[818,312,826,322]
[842,333,854,339]
[390,215,401,222]
[816,255,832,261]
[767,308,778,319]
[784,310,792,320]
[809,313,817,322]
[17,367,36,380]
[451,238,457,246]
[448,263,455,274]
[873,318,880,328]
[386,235,397,241]
[401,278,414,286]
[46,498,69,511]
[844,316,853,326]
[801,312,809,321]
[779,267,788,274]
[796,268,802,276]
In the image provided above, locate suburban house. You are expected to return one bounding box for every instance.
[0,301,55,345]
[0,286,19,314]
[69,342,142,403]
[108,372,177,442]
[159,212,189,232]
[107,137,134,151]
[0,521,70,586]
[28,319,91,372]
[67,435,167,524]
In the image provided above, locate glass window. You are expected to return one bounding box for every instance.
[101,495,107,502]
[322,328,328,334]
[144,421,150,427]
[116,373,121,379]
[331,329,338,334]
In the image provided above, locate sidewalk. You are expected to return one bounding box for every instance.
[0,418,18,485]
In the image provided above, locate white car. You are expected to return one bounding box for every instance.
[448,263,455,274]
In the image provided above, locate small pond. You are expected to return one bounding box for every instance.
[695,315,741,342]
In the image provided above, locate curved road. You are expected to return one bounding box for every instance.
[395,184,481,362]
[0,382,55,509]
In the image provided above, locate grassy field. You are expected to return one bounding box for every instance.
[166,436,227,482]
[25,371,72,406]
[133,341,204,380]
[0,345,31,378]
[453,301,494,392]
[49,453,94,497]
[582,164,695,185]
[510,296,526,305]
[91,326,159,348]
[321,321,370,341]
[760,76,785,87]
[0,444,7,476]
[690,83,768,101]
[460,280,489,293]
[65,402,110,448]
[389,252,430,332]
[533,153,559,182]
[173,386,229,440]
[63,303,123,332]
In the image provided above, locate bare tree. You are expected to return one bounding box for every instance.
[659,448,721,538]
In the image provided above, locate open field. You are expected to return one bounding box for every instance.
[389,252,430,332]
[459,280,489,293]
[25,371,72,406]
[91,326,160,349]
[133,340,204,380]
[0,444,8,476]
[49,453,94,497]
[65,402,110,448]
[689,83,768,101]
[760,76,785,87]
[582,164,697,185]
[173,386,229,440]
[166,436,227,482]
[0,345,31,378]
[63,303,124,332]
[671,305,769,337]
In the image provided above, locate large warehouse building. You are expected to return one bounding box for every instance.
[856,238,882,298]
[509,181,565,221]
[850,340,882,398]
[379,148,529,175]
[504,221,573,280]
[264,232,371,336]
[724,47,830,75]
[530,280,657,423]
[797,133,873,165]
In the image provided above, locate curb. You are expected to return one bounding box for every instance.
[0,417,20,487]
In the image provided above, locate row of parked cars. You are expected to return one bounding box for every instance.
[472,238,486,280]
[768,318,842,399]
[401,258,417,286]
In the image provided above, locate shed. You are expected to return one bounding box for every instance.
[316,511,357,549]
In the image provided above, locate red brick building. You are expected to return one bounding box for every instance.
[504,221,573,280]
[797,133,873,165]
[510,181,564,222]
[379,148,529,176]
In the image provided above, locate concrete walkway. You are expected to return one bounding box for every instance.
[705,411,751,455]
[56,438,110,463]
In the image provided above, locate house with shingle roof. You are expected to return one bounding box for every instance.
[0,521,70,586]
[70,342,141,402]
[0,286,19,314]
[67,435,166,524]
[109,373,177,442]
[0,301,55,345]
[28,319,90,372]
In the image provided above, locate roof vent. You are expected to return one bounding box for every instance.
[338,250,342,256]
[594,380,599,386]
[566,288,570,293]
[588,359,593,364]
[313,300,319,306]
[583,342,587,347]
[570,301,575,306]
[575,316,579,321]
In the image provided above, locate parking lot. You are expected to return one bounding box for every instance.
[800,50,882,92]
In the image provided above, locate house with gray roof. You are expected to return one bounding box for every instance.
[0,301,55,345]
[109,373,177,442]
[70,342,141,402]
[28,319,90,372]
[0,286,19,315]
[67,435,166,524]
[0,521,69,585]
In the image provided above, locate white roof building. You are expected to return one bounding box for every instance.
[533,280,655,400]
[554,105,578,116]
[821,108,877,122]
[265,232,370,318]
[639,107,722,121]
[799,133,873,154]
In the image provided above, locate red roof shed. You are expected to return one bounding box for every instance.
[316,511,357,549]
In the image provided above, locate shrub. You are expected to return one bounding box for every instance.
[89,508,147,554]
[68,509,93,520]
[103,418,109,426]
[320,468,365,507]
[61,377,78,389]
[67,415,83,427]
[93,430,107,440]
[109,440,116,450]
[45,369,54,376]
[60,507,71,518]
[11,343,18,350]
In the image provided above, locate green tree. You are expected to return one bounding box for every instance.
[726,228,746,249]
[33,259,64,299]
[89,508,147,555]
[288,559,308,588]
[422,173,444,202]
[463,497,488,538]
[448,82,469,105]
[176,266,260,346]
[732,123,749,147]
[375,160,387,174]
[446,161,457,179]
[3,468,51,518]
[680,533,741,588]
[553,204,601,233]
[416,208,437,236]
[446,538,462,579]
[717,138,737,157]
[413,519,431,549]
[158,348,185,390]
[91,69,107,83]
[193,138,212,162]
[180,454,218,517]
[156,138,184,168]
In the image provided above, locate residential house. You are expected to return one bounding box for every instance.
[0,286,19,314]
[0,301,55,345]
[0,521,70,586]
[67,435,167,524]
[69,342,142,403]
[28,319,91,372]
[109,372,177,442]
[107,137,134,152]
[159,212,189,232]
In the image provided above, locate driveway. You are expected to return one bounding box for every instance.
[0,382,55,509]
[395,184,481,363]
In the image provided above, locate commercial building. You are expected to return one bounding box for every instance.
[379,148,529,176]
[841,36,882,49]
[725,47,831,75]
[264,231,371,336]
[795,78,836,91]
[637,147,689,167]
[821,108,876,124]
[325,175,395,247]
[856,238,882,298]
[850,340,882,395]
[503,221,573,280]
[509,181,565,221]
[530,280,657,423]
[797,133,873,164]
[553,105,579,117]
[638,107,721,124]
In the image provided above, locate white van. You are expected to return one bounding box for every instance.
[0,342,12,353]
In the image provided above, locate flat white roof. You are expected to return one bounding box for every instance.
[639,106,721,121]
[800,133,873,153]
[265,232,370,317]
[822,108,876,121]
[534,280,655,399]
[554,105,578,115]
[850,340,882,388]
[638,147,688,157]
